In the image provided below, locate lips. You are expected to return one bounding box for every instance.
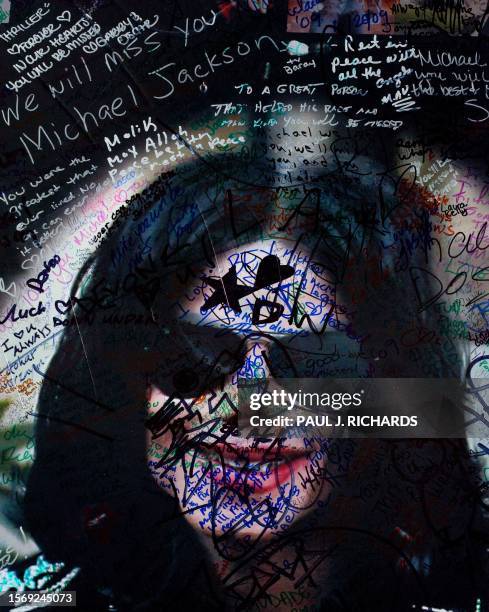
[193,439,311,494]
[216,439,307,460]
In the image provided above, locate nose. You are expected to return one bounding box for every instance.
[240,336,275,381]
[217,336,274,432]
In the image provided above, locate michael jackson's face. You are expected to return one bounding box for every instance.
[145,237,356,539]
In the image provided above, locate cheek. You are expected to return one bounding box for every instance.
[145,385,174,478]
[145,384,172,416]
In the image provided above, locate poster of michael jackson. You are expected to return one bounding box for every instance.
[0,0,489,610]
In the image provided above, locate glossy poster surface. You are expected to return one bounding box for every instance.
[0,1,489,610]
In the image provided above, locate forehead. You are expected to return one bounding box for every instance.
[173,238,338,337]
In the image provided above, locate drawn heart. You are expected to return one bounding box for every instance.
[14,330,24,340]
[0,278,16,297]
[254,255,294,289]
[21,256,38,271]
[57,10,71,22]
[55,299,72,315]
